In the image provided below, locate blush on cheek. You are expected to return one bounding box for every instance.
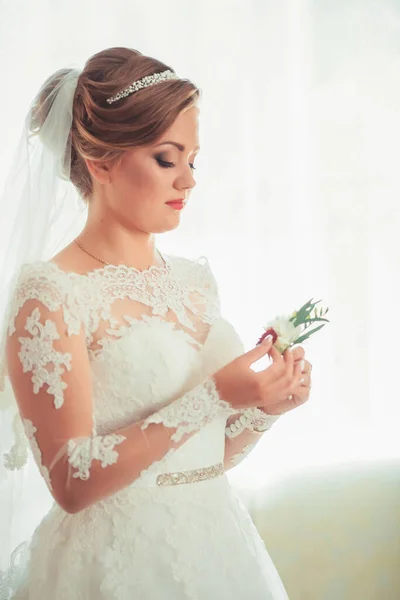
[114,151,173,212]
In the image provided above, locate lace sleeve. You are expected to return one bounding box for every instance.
[223,409,281,469]
[5,270,233,514]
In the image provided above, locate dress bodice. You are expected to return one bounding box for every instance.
[8,253,246,480]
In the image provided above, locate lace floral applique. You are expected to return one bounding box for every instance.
[225,407,280,439]
[8,263,81,338]
[79,259,218,335]
[140,377,235,442]
[23,418,53,490]
[67,433,126,480]
[18,308,72,409]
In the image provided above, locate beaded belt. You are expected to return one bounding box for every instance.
[156,462,225,487]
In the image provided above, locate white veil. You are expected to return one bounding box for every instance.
[0,69,88,590]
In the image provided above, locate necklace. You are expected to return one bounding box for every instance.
[74,238,167,270]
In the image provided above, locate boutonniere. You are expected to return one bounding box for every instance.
[257,299,330,353]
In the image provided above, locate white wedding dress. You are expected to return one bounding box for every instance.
[0,253,288,600]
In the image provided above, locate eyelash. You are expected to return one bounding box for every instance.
[156,157,196,170]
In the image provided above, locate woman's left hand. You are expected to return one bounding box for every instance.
[291,345,312,403]
[257,344,313,415]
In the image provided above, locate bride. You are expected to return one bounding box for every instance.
[0,47,312,599]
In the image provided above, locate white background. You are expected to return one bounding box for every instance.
[1,0,399,494]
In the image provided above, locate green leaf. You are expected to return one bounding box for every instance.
[303,317,330,324]
[292,323,326,345]
[292,298,323,327]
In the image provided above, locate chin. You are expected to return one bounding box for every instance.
[145,221,180,234]
[156,215,182,234]
[159,222,180,233]
[132,214,181,234]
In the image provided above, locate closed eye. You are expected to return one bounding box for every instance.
[155,156,196,170]
[156,157,174,168]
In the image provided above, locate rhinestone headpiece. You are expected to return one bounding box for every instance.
[106,69,178,105]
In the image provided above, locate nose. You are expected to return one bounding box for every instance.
[175,167,196,192]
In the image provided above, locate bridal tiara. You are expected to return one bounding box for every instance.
[106,69,178,105]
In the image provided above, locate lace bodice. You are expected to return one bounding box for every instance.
[13,255,236,414]
[3,253,278,511]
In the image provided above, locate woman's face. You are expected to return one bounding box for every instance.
[102,105,199,234]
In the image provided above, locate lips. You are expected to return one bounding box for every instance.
[166,200,185,210]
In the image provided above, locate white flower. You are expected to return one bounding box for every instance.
[264,315,302,353]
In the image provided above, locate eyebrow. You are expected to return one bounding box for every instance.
[155,141,200,152]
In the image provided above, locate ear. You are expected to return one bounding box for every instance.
[85,159,111,185]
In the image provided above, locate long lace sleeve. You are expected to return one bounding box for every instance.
[5,273,232,514]
[223,408,281,469]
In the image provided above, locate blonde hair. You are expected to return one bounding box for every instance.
[30,47,200,200]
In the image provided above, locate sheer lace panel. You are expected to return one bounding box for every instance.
[229,443,256,467]
[47,257,221,357]
[87,293,212,357]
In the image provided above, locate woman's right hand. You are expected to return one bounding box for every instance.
[213,336,306,415]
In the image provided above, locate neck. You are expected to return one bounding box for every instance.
[78,207,160,271]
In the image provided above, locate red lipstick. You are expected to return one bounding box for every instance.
[166,200,185,210]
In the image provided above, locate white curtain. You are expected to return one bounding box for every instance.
[1,0,399,498]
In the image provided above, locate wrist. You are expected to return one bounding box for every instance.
[225,407,280,438]
[250,407,281,432]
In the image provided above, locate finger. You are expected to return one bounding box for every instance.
[266,344,286,379]
[283,346,295,379]
[298,373,311,388]
[298,359,312,374]
[292,346,305,362]
[265,347,296,395]
[245,336,274,366]
[297,385,309,398]
[274,393,306,414]
[293,391,309,405]
[292,377,311,396]
[268,344,284,364]
[293,358,304,385]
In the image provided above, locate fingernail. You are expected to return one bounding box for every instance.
[263,335,273,344]
[300,360,305,371]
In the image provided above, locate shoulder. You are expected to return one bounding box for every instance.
[7,261,80,337]
[15,261,73,299]
[168,253,218,287]
[166,253,220,309]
